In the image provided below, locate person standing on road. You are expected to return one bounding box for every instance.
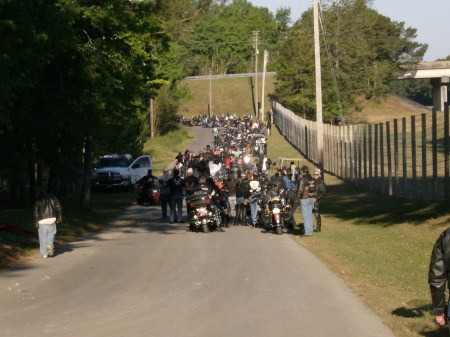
[168,168,186,223]
[184,168,199,217]
[234,173,247,226]
[311,167,326,232]
[429,227,450,331]
[297,165,315,236]
[158,168,172,221]
[33,187,62,258]
[245,170,261,227]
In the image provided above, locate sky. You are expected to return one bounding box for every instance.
[248,0,450,61]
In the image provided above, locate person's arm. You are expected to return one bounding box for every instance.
[315,180,326,202]
[429,232,448,325]
[297,178,305,199]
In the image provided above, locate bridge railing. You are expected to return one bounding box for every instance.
[272,101,450,203]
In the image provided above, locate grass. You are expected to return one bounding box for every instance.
[267,125,450,337]
[180,75,276,118]
[142,125,194,175]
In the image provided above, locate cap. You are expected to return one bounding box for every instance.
[314,167,321,175]
[187,168,193,174]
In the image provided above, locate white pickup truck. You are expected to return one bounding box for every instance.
[91,154,153,190]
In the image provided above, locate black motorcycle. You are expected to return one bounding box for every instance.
[136,178,160,205]
[280,189,298,231]
[258,189,284,235]
[186,190,222,233]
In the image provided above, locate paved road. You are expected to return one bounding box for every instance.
[0,127,395,337]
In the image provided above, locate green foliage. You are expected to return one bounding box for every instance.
[0,0,170,204]
[274,0,427,123]
[390,79,432,107]
[179,0,282,76]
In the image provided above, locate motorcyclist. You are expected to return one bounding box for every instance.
[136,169,158,204]
[310,167,326,232]
[184,168,199,216]
[204,176,225,232]
[136,169,157,188]
[245,170,261,227]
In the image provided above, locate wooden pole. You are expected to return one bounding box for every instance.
[313,0,324,174]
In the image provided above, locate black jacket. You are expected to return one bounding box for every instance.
[33,192,62,226]
[309,178,326,202]
[429,227,450,315]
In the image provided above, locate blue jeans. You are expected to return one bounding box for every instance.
[38,223,57,257]
[159,194,171,218]
[170,195,184,222]
[249,196,260,226]
[301,198,314,235]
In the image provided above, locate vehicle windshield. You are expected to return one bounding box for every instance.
[96,157,130,168]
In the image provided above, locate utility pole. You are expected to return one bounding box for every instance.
[313,0,324,173]
[261,50,269,123]
[209,70,213,117]
[149,97,154,138]
[253,31,259,119]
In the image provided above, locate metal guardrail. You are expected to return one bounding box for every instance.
[184,72,277,80]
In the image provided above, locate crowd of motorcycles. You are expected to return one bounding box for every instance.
[138,114,301,235]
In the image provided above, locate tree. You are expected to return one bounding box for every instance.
[273,0,427,123]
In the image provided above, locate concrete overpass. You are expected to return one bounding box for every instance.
[400,61,450,112]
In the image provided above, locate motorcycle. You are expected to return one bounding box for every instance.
[136,178,160,205]
[280,189,298,230]
[258,189,284,235]
[186,190,222,233]
[216,190,231,227]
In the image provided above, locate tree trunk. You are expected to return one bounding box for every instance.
[80,136,93,206]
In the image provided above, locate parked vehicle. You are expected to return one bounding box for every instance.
[186,190,222,233]
[91,154,153,190]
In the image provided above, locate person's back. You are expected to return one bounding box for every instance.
[33,188,62,258]
[429,227,450,329]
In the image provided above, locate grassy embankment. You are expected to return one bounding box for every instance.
[179,75,276,118]
[0,127,192,268]
[267,125,449,337]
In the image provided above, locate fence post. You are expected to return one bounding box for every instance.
[363,125,368,187]
[380,123,385,193]
[411,115,418,200]
[432,110,438,200]
[386,121,392,196]
[374,124,379,192]
[349,125,354,182]
[445,102,449,204]
[357,125,362,186]
[402,117,408,198]
[394,119,399,196]
[368,124,373,191]
[421,113,427,201]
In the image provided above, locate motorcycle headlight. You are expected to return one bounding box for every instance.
[273,207,281,214]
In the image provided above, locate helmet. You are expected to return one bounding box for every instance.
[300,165,309,173]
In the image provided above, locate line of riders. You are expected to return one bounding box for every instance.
[137,114,325,235]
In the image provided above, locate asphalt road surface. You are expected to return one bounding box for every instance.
[0,127,395,337]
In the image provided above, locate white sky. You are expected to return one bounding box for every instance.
[248,0,450,61]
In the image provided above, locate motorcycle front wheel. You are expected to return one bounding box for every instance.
[276,226,283,235]
[203,224,210,233]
